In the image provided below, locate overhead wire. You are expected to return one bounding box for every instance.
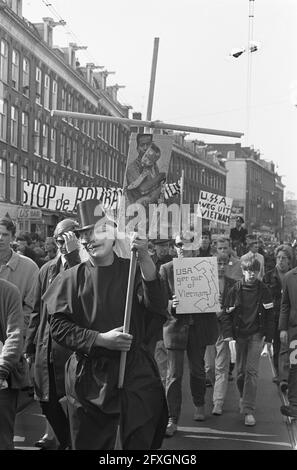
[40,0,106,68]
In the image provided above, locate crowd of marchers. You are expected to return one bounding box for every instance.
[0,208,297,450]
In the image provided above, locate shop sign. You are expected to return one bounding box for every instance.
[17,207,42,220]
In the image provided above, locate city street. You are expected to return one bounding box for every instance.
[14,355,296,451]
[0,0,296,456]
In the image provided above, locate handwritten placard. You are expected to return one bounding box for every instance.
[173,257,220,314]
[198,191,233,225]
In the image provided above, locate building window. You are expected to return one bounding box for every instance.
[0,158,6,200]
[50,128,56,161]
[90,121,94,139]
[65,137,71,167]
[108,155,112,180]
[61,88,66,111]
[44,74,50,109]
[52,80,57,110]
[103,152,107,177]
[41,171,47,184]
[90,149,94,176]
[114,156,118,182]
[32,169,39,183]
[22,57,30,97]
[96,148,100,175]
[60,133,66,165]
[73,96,79,127]
[12,49,20,90]
[36,67,42,105]
[10,106,18,147]
[84,147,89,175]
[0,40,8,83]
[0,99,7,141]
[34,119,41,155]
[115,125,119,149]
[72,140,77,170]
[21,165,28,182]
[10,162,17,202]
[21,112,29,151]
[67,93,72,111]
[49,174,55,185]
[42,124,49,158]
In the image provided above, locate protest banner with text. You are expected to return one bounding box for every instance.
[22,180,122,213]
[198,190,233,225]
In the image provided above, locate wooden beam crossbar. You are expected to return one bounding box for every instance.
[51,109,243,138]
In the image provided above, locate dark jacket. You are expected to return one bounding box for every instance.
[221,279,274,342]
[0,279,30,389]
[264,267,283,317]
[24,250,80,401]
[279,267,297,333]
[160,260,218,350]
[42,256,168,450]
[197,246,212,258]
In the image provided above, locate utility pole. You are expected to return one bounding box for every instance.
[246,0,255,145]
[145,37,159,132]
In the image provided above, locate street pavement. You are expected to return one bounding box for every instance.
[14,354,296,451]
[162,355,295,451]
[14,398,45,450]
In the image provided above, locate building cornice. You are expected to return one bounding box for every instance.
[226,157,277,175]
[172,143,227,176]
[0,7,128,122]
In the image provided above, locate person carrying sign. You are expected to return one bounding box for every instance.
[160,233,219,437]
[42,199,168,450]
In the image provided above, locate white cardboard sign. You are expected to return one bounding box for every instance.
[198,190,233,225]
[173,257,220,314]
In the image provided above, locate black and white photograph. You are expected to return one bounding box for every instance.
[0,0,297,456]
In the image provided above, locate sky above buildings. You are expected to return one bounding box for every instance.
[23,0,297,197]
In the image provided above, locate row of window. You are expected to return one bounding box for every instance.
[171,157,225,192]
[0,98,128,154]
[0,39,129,154]
[0,103,126,181]
[0,153,126,202]
[0,159,17,202]
[0,101,20,146]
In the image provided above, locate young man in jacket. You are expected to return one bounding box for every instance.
[24,218,81,450]
[264,245,291,389]
[279,263,297,418]
[204,239,241,416]
[160,234,219,437]
[221,255,274,426]
[0,217,39,340]
[0,279,26,449]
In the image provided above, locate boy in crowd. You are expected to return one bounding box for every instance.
[221,255,274,426]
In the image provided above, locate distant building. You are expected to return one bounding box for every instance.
[284,198,297,241]
[0,0,130,235]
[208,143,285,240]
[169,134,227,209]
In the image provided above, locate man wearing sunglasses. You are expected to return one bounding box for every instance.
[24,218,81,450]
[161,233,219,437]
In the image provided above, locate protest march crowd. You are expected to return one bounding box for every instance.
[1,202,297,451]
